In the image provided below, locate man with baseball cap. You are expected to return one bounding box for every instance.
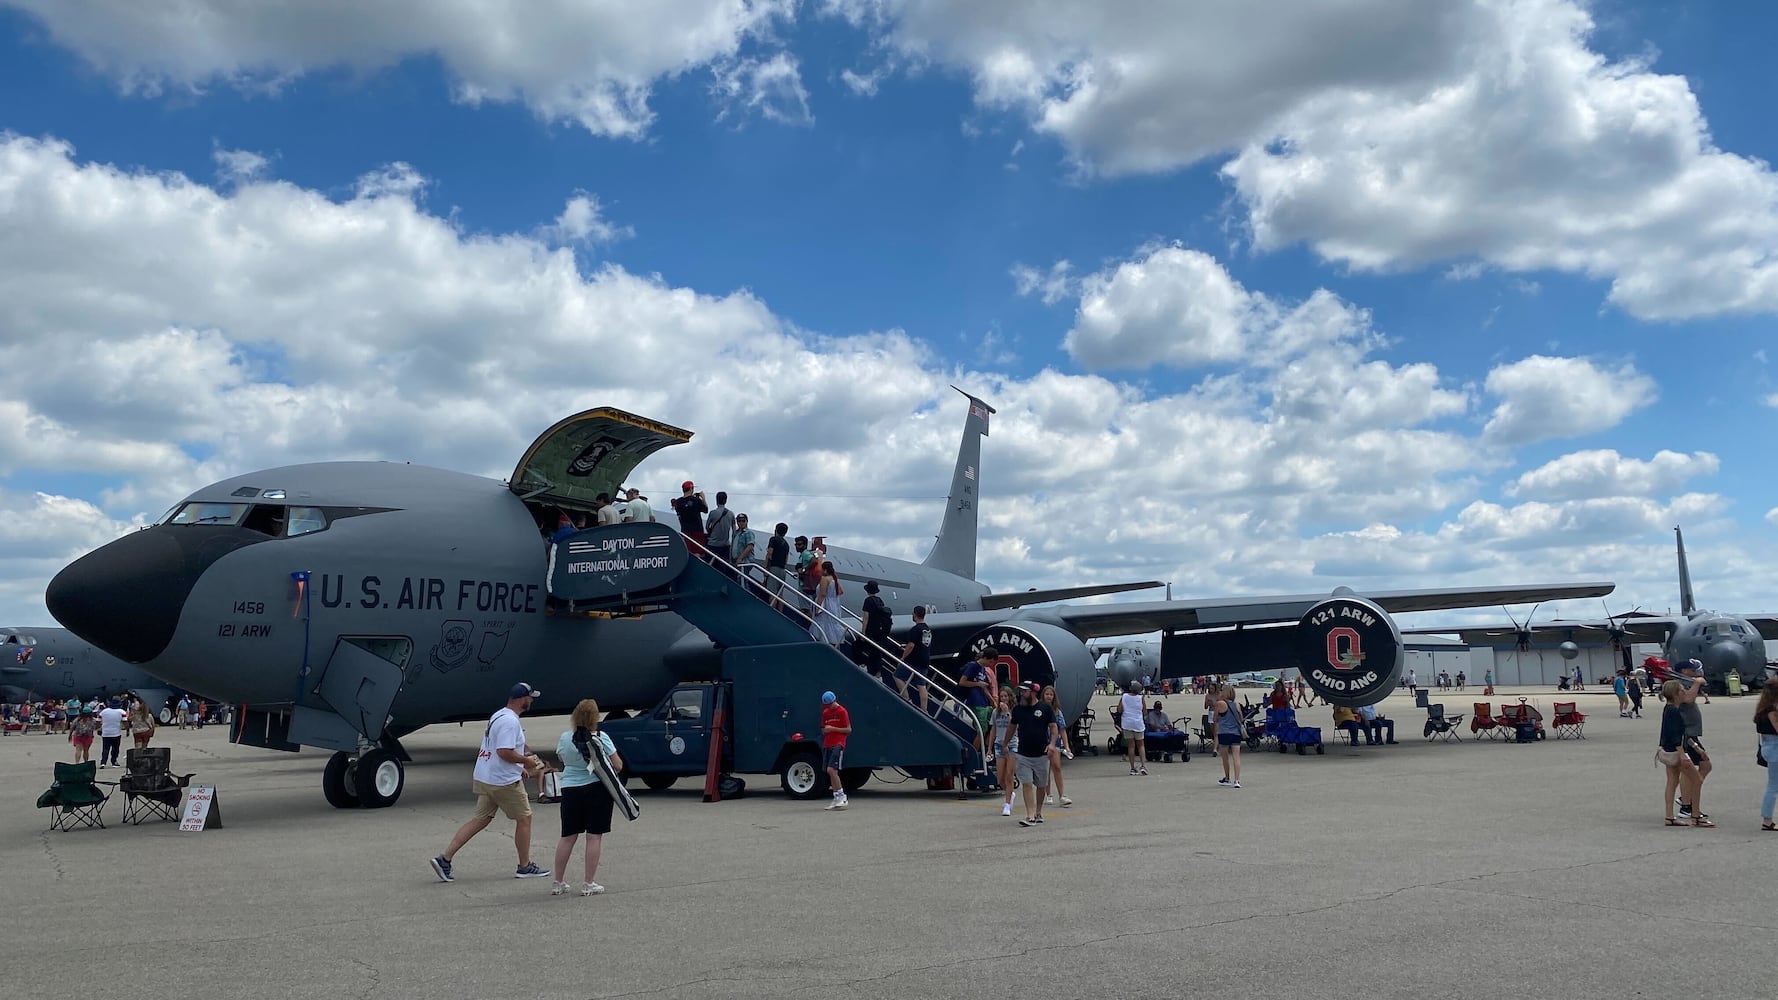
[672,481,707,545]
[1008,680,1058,828]
[820,691,851,811]
[431,683,551,882]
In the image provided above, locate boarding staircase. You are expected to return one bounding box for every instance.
[549,527,986,779]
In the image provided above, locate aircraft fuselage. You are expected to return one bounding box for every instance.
[47,462,990,729]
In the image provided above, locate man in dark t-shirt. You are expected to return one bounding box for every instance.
[1008,681,1057,827]
[764,522,792,607]
[672,481,708,545]
[898,605,933,715]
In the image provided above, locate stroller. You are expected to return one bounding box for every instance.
[1263,707,1326,755]
[1107,703,1190,763]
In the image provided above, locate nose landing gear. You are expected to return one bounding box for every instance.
[322,747,407,809]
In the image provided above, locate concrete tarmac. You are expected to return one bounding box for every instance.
[2,688,1771,1000]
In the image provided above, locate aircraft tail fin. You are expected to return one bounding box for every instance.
[922,388,995,581]
[1675,526,1696,614]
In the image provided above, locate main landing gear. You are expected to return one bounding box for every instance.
[322,747,407,809]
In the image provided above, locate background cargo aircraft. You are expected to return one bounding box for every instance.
[2,624,178,717]
[46,395,1612,808]
[1407,527,1778,694]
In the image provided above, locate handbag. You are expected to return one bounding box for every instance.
[1654,747,1682,767]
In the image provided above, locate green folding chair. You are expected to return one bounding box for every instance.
[37,760,112,831]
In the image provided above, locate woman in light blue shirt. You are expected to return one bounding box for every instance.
[552,699,623,896]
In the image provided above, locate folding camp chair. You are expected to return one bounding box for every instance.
[1469,702,1501,740]
[37,760,111,831]
[118,748,195,825]
[1551,701,1586,740]
[1423,703,1463,742]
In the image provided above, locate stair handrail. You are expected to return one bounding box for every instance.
[679,533,987,772]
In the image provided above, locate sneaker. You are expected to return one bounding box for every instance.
[1217,777,1231,786]
[1060,796,1073,807]
[580,881,605,896]
[825,797,843,810]
[1001,803,1012,816]
[430,856,454,883]
[550,881,568,896]
[515,862,550,879]
[1031,816,1044,823]
[1128,768,1139,776]
[1019,818,1035,827]
[1232,781,1242,789]
[1137,767,1148,776]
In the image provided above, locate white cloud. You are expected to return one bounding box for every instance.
[832,1,1778,321]
[212,146,269,185]
[839,66,884,96]
[1009,259,1075,305]
[541,193,631,246]
[1768,508,1778,527]
[1506,450,1719,501]
[1482,355,1656,446]
[2,0,796,138]
[712,52,813,126]
[1221,0,1778,321]
[1064,246,1260,369]
[1764,393,1778,408]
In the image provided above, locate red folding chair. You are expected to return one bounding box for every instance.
[1551,701,1586,740]
[1469,702,1500,739]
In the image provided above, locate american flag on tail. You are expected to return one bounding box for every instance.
[969,402,990,435]
[963,466,975,481]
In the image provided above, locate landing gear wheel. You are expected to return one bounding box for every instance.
[779,750,823,800]
[839,767,872,793]
[158,706,175,726]
[322,751,359,809]
[353,749,405,808]
[641,775,678,791]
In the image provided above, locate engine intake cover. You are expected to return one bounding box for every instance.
[964,621,1096,723]
[1295,595,1404,708]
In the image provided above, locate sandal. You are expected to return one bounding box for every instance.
[1663,817,1685,826]
[1691,817,1716,829]
[1761,822,1776,831]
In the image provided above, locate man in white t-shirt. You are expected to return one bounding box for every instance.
[97,701,128,767]
[431,683,550,882]
[620,488,653,523]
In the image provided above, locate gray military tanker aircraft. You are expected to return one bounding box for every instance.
[46,394,1613,807]
[2,624,177,716]
[1407,527,1777,694]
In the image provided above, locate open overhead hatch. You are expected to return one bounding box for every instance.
[509,407,693,513]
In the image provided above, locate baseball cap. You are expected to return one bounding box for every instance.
[1681,659,1704,673]
[1022,680,1042,693]
[509,682,543,700]
[682,480,695,490]
[821,691,836,705]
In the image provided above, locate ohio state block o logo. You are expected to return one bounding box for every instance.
[1295,594,1403,708]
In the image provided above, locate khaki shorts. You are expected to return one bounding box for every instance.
[471,779,531,820]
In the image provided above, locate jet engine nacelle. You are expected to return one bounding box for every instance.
[1294,593,1405,708]
[964,621,1097,723]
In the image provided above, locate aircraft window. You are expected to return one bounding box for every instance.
[1731,624,1746,635]
[287,507,328,537]
[165,502,250,526]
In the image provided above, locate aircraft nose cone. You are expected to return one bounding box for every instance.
[1704,641,1745,675]
[47,526,268,664]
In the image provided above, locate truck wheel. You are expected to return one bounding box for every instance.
[839,767,872,793]
[779,750,823,800]
[641,775,677,791]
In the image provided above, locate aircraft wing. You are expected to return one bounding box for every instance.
[1406,612,1778,645]
[921,581,1615,650]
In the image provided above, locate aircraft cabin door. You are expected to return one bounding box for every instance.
[289,637,409,752]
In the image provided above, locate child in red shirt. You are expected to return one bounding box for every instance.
[820,691,851,811]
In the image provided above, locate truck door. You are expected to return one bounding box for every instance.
[656,687,710,770]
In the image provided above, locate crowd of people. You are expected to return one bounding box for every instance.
[2,693,166,760]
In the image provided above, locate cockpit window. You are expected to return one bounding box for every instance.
[161,501,332,538]
[287,506,327,537]
[165,502,251,526]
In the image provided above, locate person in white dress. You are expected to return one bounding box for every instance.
[809,560,845,644]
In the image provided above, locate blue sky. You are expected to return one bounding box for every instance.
[0,0,1775,625]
